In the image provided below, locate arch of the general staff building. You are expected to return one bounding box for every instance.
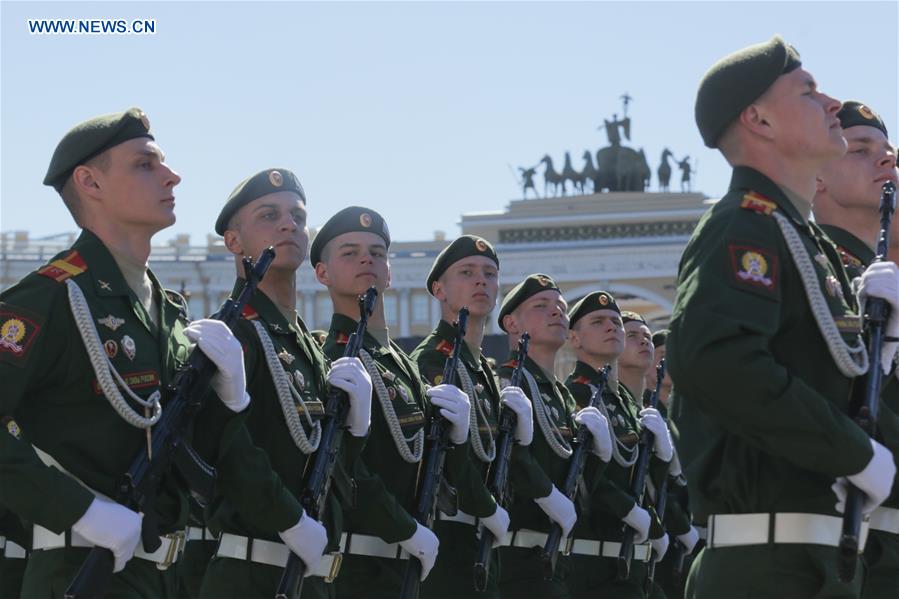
[0,189,711,368]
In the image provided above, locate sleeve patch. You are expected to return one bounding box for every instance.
[728,244,779,294]
[435,339,454,356]
[0,310,43,366]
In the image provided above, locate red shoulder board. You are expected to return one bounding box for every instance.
[241,305,259,320]
[435,339,454,356]
[37,250,87,282]
[335,332,350,345]
[501,359,518,369]
[573,375,591,385]
[740,192,777,216]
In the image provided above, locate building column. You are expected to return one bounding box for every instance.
[303,291,315,326]
[399,288,410,338]
[431,296,441,325]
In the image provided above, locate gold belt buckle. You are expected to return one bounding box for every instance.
[323,551,343,583]
[156,531,186,571]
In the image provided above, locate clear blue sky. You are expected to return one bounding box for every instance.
[2,0,897,243]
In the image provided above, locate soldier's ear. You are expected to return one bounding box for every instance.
[432,279,446,302]
[568,328,581,349]
[815,176,827,194]
[314,261,330,286]
[223,230,243,256]
[740,104,775,141]
[71,165,101,197]
[503,314,518,335]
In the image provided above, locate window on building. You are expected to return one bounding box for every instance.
[383,293,397,326]
[411,293,429,324]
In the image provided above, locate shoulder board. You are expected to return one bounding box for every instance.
[435,339,454,356]
[335,332,350,345]
[573,375,591,385]
[501,359,518,369]
[37,250,87,283]
[740,192,777,216]
[241,305,259,320]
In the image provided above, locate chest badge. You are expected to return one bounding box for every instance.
[475,382,485,394]
[121,335,137,361]
[293,370,305,391]
[278,348,295,365]
[736,251,773,288]
[825,276,846,301]
[104,339,119,359]
[98,315,125,332]
[481,397,492,417]
[814,253,829,268]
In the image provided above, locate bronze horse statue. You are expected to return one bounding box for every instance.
[658,148,674,192]
[540,155,566,197]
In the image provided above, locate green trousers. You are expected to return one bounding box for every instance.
[497,546,569,599]
[174,539,216,599]
[420,520,500,599]
[21,548,177,599]
[685,545,864,599]
[0,555,27,599]
[333,554,409,599]
[198,555,332,599]
[861,530,899,599]
[567,553,655,599]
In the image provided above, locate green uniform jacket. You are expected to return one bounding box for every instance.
[323,314,469,544]
[410,319,500,518]
[0,230,235,534]
[565,363,663,541]
[667,166,875,523]
[205,283,364,546]
[497,356,587,533]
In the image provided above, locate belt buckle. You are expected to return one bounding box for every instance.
[157,531,186,571]
[323,552,343,583]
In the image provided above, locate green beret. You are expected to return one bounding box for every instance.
[426,235,499,296]
[215,168,306,235]
[309,206,390,266]
[695,35,802,148]
[621,311,647,326]
[837,101,889,138]
[651,329,669,348]
[44,107,154,191]
[568,291,620,328]
[497,273,561,332]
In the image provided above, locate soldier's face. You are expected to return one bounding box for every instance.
[570,309,624,360]
[226,192,308,271]
[818,125,898,211]
[318,231,391,295]
[619,322,653,373]
[510,290,569,349]
[433,256,498,318]
[95,138,181,231]
[755,68,845,163]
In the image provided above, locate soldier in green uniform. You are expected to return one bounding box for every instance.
[644,330,700,599]
[814,103,899,599]
[196,169,375,598]
[0,108,252,597]
[563,293,673,599]
[618,312,655,401]
[668,37,898,598]
[494,275,611,599]
[311,206,473,598]
[411,235,534,599]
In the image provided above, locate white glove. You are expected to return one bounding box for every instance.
[327,357,372,437]
[650,533,669,563]
[832,438,897,515]
[639,408,674,462]
[427,384,471,445]
[184,319,249,412]
[534,485,577,538]
[71,497,142,573]
[676,526,700,555]
[278,510,328,576]
[574,406,612,462]
[278,512,328,576]
[500,386,533,446]
[479,504,510,548]
[622,503,651,544]
[399,523,439,581]
[857,261,899,374]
